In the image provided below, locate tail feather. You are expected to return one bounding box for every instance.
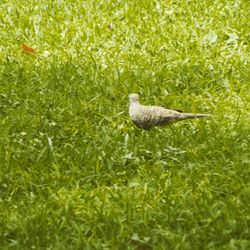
[181,113,212,120]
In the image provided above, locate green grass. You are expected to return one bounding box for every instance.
[0,0,249,249]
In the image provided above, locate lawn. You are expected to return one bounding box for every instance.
[0,0,249,249]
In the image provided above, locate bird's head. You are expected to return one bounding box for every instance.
[129,93,139,104]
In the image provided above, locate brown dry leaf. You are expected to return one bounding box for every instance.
[21,43,35,54]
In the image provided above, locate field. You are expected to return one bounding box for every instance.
[0,0,249,249]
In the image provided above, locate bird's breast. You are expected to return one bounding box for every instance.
[129,104,140,121]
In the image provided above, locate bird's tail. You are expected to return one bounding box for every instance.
[181,113,212,120]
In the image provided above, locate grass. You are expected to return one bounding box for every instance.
[0,0,249,249]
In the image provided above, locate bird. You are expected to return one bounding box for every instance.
[129,93,211,129]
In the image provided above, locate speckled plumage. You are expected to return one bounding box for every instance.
[129,93,210,129]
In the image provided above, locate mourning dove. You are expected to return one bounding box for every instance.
[129,93,211,129]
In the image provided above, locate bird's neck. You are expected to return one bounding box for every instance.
[129,101,139,108]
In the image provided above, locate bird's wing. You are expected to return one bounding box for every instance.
[154,107,182,125]
[139,106,181,127]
